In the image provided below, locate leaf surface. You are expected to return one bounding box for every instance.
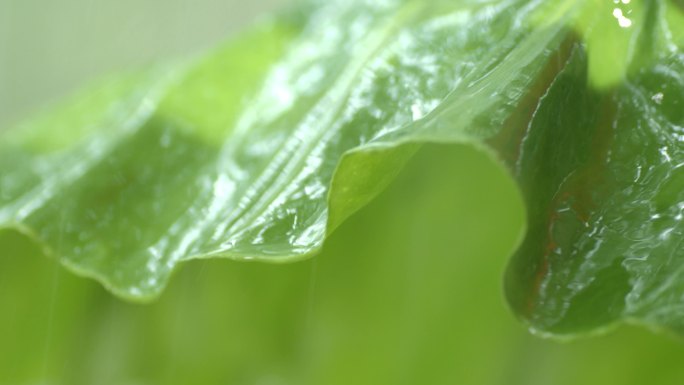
[2,0,684,337]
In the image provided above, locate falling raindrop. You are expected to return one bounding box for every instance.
[411,103,423,121]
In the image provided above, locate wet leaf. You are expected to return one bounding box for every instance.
[2,0,684,338]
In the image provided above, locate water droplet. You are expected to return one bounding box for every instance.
[612,8,633,28]
[652,92,664,104]
[660,146,672,162]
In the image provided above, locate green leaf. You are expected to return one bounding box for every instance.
[503,1,684,336]
[2,0,684,338]
[506,52,684,336]
[0,0,569,300]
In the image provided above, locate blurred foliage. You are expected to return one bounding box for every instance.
[0,0,288,128]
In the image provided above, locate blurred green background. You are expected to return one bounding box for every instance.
[3,144,684,385]
[0,0,287,129]
[3,1,684,384]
